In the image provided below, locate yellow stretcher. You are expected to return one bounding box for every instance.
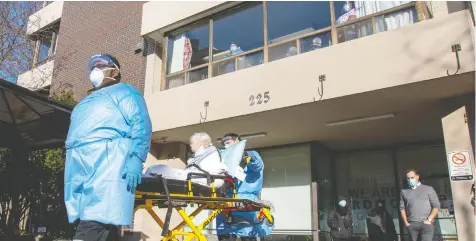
[134,158,274,241]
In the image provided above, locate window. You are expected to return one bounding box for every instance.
[212,3,263,77]
[267,1,331,44]
[261,145,312,232]
[337,18,373,43]
[166,22,209,75]
[34,25,59,67]
[334,1,411,24]
[300,32,332,54]
[375,7,417,33]
[161,1,422,90]
[37,36,52,64]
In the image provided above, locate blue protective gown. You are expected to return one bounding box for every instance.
[64,83,152,226]
[216,150,274,237]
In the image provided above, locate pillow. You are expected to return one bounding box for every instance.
[219,140,247,178]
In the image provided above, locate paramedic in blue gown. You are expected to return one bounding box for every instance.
[64,54,152,241]
[216,133,273,241]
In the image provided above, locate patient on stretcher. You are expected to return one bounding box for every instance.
[144,132,227,187]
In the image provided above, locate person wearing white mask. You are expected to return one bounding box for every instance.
[144,132,227,187]
[327,196,354,241]
[65,54,152,241]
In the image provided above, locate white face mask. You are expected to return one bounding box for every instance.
[224,144,231,149]
[230,46,237,52]
[89,68,116,87]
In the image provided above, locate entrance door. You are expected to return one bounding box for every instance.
[441,106,475,241]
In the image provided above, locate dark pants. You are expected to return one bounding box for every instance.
[73,220,120,241]
[218,234,257,241]
[407,222,434,241]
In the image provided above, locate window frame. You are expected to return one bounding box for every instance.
[32,24,59,68]
[162,1,421,90]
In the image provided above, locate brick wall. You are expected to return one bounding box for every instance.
[51,1,147,101]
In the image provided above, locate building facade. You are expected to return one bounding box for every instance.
[18,1,475,241]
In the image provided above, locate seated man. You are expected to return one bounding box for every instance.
[144,132,227,187]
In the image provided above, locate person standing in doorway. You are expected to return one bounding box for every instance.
[327,196,353,241]
[64,54,152,241]
[215,133,273,241]
[400,169,440,241]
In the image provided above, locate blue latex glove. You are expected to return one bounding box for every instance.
[122,155,143,193]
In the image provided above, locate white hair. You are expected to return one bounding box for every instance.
[190,132,212,147]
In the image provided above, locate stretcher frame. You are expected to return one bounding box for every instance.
[134,157,274,241]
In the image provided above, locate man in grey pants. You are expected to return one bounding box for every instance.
[400,169,440,241]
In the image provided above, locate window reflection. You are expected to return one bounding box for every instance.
[337,18,373,43]
[213,58,235,77]
[237,51,263,70]
[269,41,297,62]
[267,1,331,44]
[212,3,263,62]
[166,22,209,74]
[189,67,208,83]
[300,32,332,54]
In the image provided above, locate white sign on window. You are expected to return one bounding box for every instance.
[447,151,474,181]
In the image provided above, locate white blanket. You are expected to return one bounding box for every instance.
[144,146,227,187]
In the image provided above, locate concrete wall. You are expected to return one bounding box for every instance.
[16,60,54,90]
[144,10,475,132]
[27,1,63,35]
[141,1,225,37]
[51,1,147,100]
[144,52,162,98]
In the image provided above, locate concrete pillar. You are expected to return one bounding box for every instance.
[441,106,475,241]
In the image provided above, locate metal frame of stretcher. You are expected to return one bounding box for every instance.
[134,157,274,241]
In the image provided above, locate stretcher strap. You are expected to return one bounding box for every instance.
[161,176,173,237]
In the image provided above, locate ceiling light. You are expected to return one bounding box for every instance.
[326,113,395,127]
[216,132,267,142]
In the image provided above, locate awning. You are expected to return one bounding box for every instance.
[0,79,72,149]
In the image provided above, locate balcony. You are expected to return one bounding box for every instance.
[17,60,55,91]
[27,1,63,35]
[144,10,474,133]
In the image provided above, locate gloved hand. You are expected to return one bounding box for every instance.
[122,155,143,193]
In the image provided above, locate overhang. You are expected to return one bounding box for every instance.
[0,79,72,149]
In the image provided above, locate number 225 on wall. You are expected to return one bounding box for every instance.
[249,91,270,106]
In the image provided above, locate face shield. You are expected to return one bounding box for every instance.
[88,55,119,72]
[221,135,239,148]
[88,55,120,87]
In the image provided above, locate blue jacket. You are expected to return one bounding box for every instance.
[216,150,274,237]
[64,83,152,226]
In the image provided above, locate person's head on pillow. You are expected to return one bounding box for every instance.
[190,132,212,153]
[221,133,241,149]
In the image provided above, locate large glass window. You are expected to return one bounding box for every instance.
[335,151,400,238]
[267,1,331,44]
[166,21,209,75]
[162,1,421,90]
[261,145,312,233]
[212,3,263,77]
